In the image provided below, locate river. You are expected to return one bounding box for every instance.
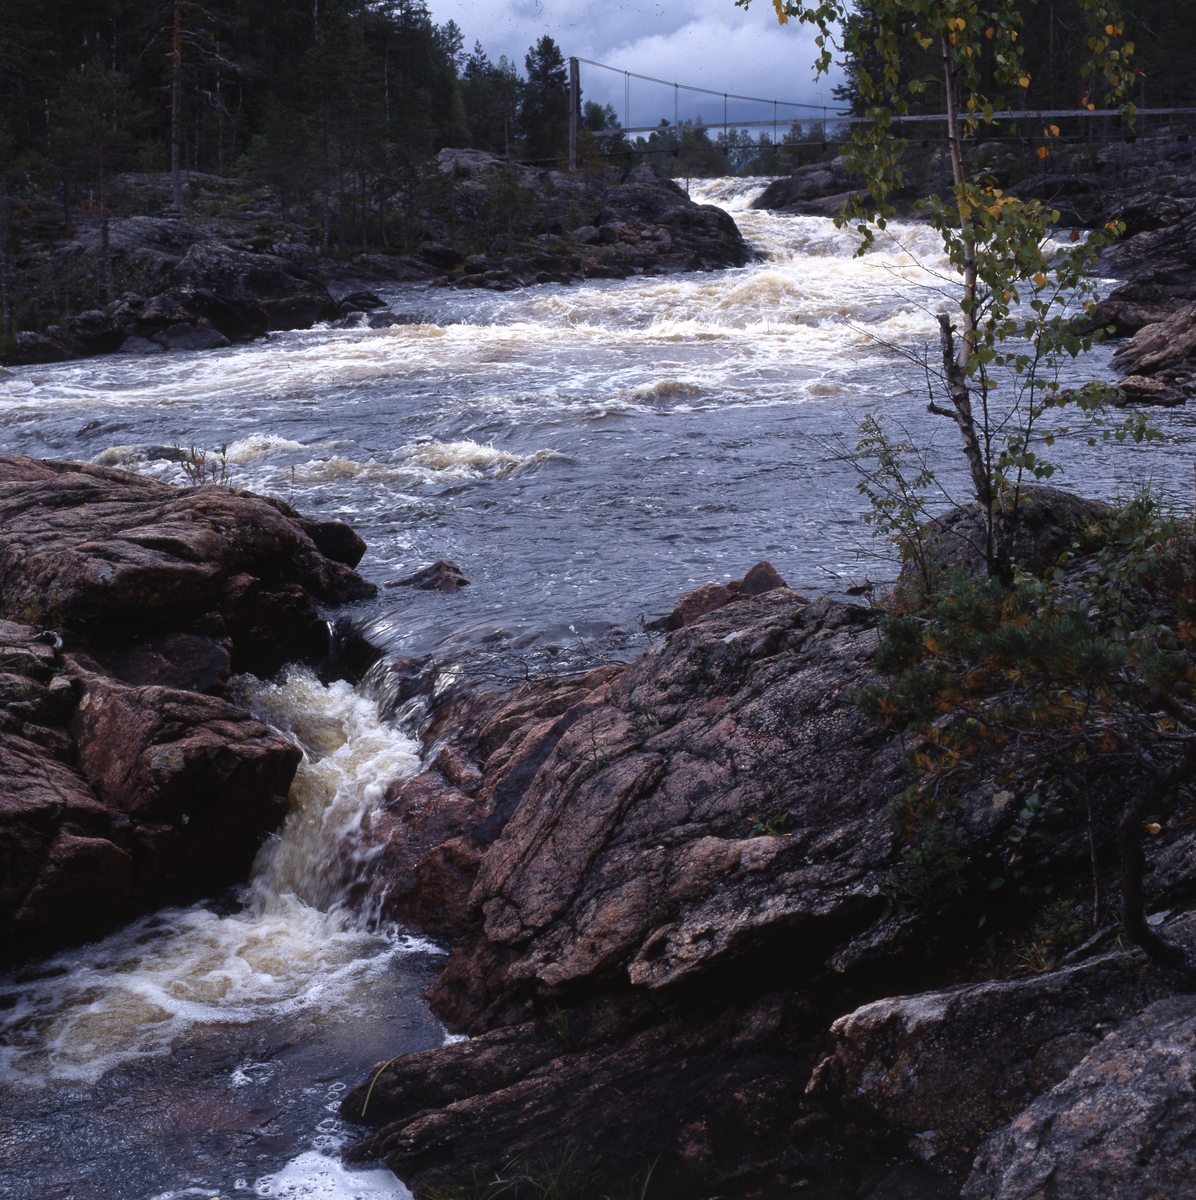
[0,178,1192,1199]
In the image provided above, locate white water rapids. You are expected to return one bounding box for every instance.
[0,178,1192,1198]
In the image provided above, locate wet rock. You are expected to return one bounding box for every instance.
[0,638,300,964]
[809,950,1165,1175]
[1108,301,1196,401]
[117,334,166,355]
[751,159,858,213]
[0,451,378,966]
[409,590,913,1034]
[295,518,368,569]
[8,330,72,365]
[344,993,834,1200]
[150,318,231,352]
[962,992,1196,1199]
[0,454,375,674]
[389,559,470,593]
[351,667,623,940]
[647,559,788,630]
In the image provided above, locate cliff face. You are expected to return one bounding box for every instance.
[0,454,375,965]
[340,542,1196,1199]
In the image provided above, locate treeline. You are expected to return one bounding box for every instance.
[0,0,575,241]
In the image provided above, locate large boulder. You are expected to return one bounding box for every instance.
[963,992,1196,1199]
[0,454,374,674]
[171,241,336,330]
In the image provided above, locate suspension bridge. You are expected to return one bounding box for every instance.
[564,55,1196,169]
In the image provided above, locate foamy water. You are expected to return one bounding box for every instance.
[0,177,1193,1198]
[0,669,432,1198]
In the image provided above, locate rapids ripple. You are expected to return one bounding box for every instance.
[0,177,1193,1198]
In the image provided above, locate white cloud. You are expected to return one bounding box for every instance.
[428,0,844,131]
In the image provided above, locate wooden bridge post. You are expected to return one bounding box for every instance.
[569,57,580,171]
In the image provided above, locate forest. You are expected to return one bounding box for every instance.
[0,0,1192,250]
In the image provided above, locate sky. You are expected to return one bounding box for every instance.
[425,0,846,134]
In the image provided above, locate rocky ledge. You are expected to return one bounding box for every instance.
[5,157,753,366]
[425,155,754,293]
[0,454,375,965]
[339,501,1196,1199]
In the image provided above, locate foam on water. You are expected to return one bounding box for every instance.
[0,669,425,1089]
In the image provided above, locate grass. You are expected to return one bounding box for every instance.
[426,1143,656,1200]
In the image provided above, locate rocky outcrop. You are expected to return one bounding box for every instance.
[342,512,1196,1197]
[435,157,754,290]
[808,950,1166,1174]
[963,991,1196,1199]
[0,454,374,674]
[3,156,757,363]
[751,157,863,216]
[0,454,376,965]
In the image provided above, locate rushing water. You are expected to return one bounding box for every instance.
[1,178,1193,1198]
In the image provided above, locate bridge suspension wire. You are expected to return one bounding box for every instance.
[573,56,833,115]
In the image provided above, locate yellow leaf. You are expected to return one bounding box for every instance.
[1037,145,1049,158]
[985,26,994,38]
[1050,124,1060,136]
[771,0,789,24]
[1018,75,1030,87]
[1087,102,1096,110]
[1033,272,1047,287]
[958,202,972,219]
[1146,822,1162,837]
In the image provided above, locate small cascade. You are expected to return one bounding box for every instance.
[0,668,441,1199]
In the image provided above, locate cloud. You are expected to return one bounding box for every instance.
[427,0,844,130]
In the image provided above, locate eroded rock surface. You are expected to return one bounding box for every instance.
[963,992,1196,1199]
[809,950,1166,1174]
[343,537,1196,1198]
[0,454,374,674]
[0,454,375,964]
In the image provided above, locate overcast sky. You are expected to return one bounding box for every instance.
[425,0,845,133]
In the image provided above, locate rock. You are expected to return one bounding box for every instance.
[296,517,368,568]
[150,318,231,351]
[117,334,166,354]
[417,241,464,269]
[962,992,1196,1199]
[411,591,912,1033]
[1108,301,1196,400]
[0,637,300,964]
[0,454,375,675]
[8,330,72,365]
[388,559,469,592]
[344,993,835,1199]
[0,453,378,965]
[342,534,1196,1196]
[1113,373,1188,406]
[647,559,788,630]
[349,667,624,939]
[573,224,600,244]
[751,159,857,212]
[893,486,1111,597]
[809,950,1165,1175]
[171,241,336,330]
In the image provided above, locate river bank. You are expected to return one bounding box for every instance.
[1,178,1195,1199]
